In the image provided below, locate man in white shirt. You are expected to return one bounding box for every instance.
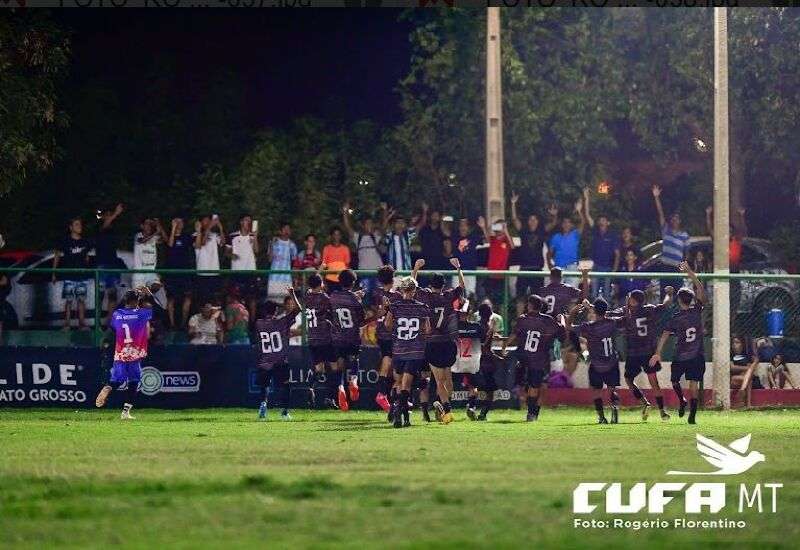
[227,214,259,320]
[132,218,168,291]
[193,215,226,305]
[188,303,223,344]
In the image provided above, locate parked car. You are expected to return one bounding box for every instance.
[5,250,133,328]
[638,236,799,320]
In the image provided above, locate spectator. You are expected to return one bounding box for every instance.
[381,202,426,271]
[582,188,621,300]
[293,233,322,270]
[52,217,92,330]
[132,218,167,292]
[766,353,796,389]
[450,217,482,296]
[267,222,297,301]
[0,272,18,342]
[193,215,226,306]
[224,291,250,345]
[652,185,689,296]
[547,196,586,285]
[417,206,448,272]
[689,248,712,274]
[165,217,195,328]
[95,203,124,325]
[616,248,649,302]
[510,191,548,297]
[477,216,515,306]
[731,336,759,406]
[618,226,639,260]
[706,205,748,272]
[321,226,351,292]
[227,214,259,321]
[188,303,223,345]
[342,202,384,296]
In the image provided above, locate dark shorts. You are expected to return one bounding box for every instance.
[378,338,393,359]
[426,340,457,369]
[393,358,426,377]
[477,357,498,392]
[334,344,360,362]
[256,362,290,386]
[309,343,337,366]
[526,366,548,388]
[671,355,706,383]
[589,365,621,389]
[624,355,661,379]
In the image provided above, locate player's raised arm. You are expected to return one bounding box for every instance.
[679,261,706,304]
[287,286,302,313]
[579,268,590,300]
[411,258,425,281]
[652,185,666,228]
[450,257,466,290]
[662,285,675,308]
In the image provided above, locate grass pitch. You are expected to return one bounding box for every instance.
[1,407,798,549]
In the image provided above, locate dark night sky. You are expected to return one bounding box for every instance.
[54,9,412,128]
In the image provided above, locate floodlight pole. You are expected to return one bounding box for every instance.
[712,7,731,410]
[486,7,505,224]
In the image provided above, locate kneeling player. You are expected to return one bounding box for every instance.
[504,295,566,421]
[609,287,673,421]
[95,290,152,420]
[650,262,706,424]
[384,276,431,428]
[254,293,302,421]
[569,298,622,424]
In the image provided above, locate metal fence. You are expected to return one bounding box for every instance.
[1,267,798,354]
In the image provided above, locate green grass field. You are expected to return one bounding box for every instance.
[1,407,798,549]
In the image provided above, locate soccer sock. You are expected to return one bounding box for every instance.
[421,401,430,414]
[307,369,318,388]
[277,381,290,414]
[527,396,539,416]
[656,396,665,411]
[467,395,477,410]
[672,383,685,403]
[377,375,391,396]
[610,390,620,409]
[480,393,494,416]
[400,390,411,421]
[593,398,605,419]
[126,385,137,408]
[261,383,270,404]
[629,383,644,402]
[443,401,452,413]
[689,398,698,419]
[327,372,340,400]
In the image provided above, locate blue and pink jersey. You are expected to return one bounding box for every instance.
[111,307,152,362]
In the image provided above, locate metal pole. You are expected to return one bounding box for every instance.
[713,7,731,410]
[485,7,505,224]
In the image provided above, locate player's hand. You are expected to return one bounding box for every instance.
[414,258,425,271]
[449,257,461,269]
[510,191,519,204]
[664,285,675,297]
[651,185,661,198]
[648,354,661,368]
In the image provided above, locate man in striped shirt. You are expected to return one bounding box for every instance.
[652,185,689,297]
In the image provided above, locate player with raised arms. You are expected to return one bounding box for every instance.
[254,290,302,421]
[503,294,567,422]
[383,276,431,428]
[95,289,153,420]
[650,262,706,424]
[329,269,368,411]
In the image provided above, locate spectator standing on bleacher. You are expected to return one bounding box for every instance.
[52,217,93,330]
[547,196,586,285]
[165,217,196,328]
[510,191,551,297]
[417,207,448,274]
[450,218,482,297]
[381,202,426,272]
[321,226,351,293]
[194,215,225,306]
[227,214,259,322]
[188,303,223,345]
[96,203,124,326]
[477,215,515,306]
[342,203,384,297]
[652,185,689,297]
[582,188,621,300]
[267,222,297,301]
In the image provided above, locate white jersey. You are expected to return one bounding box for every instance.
[194,231,221,275]
[228,231,257,271]
[452,324,482,374]
[133,232,160,271]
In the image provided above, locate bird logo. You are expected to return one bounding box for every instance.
[667,434,765,476]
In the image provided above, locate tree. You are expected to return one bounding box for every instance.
[0,10,70,196]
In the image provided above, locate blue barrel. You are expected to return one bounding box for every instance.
[767,308,785,339]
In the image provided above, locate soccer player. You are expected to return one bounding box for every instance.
[329,269,367,411]
[384,276,431,428]
[291,273,336,408]
[452,302,482,417]
[650,262,706,424]
[373,265,401,415]
[568,298,622,424]
[540,267,589,375]
[609,286,674,421]
[503,294,566,421]
[254,292,302,421]
[95,290,153,420]
[411,257,465,425]
[470,302,505,421]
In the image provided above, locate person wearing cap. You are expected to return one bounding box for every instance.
[476,215,515,307]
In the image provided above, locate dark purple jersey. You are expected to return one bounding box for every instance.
[329,290,365,347]
[666,304,704,361]
[373,287,402,342]
[416,286,463,343]
[389,299,431,360]
[540,282,581,316]
[614,303,666,357]
[303,290,332,345]
[579,318,621,372]
[514,313,565,370]
[254,315,294,369]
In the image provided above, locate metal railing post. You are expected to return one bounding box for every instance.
[93,268,101,347]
